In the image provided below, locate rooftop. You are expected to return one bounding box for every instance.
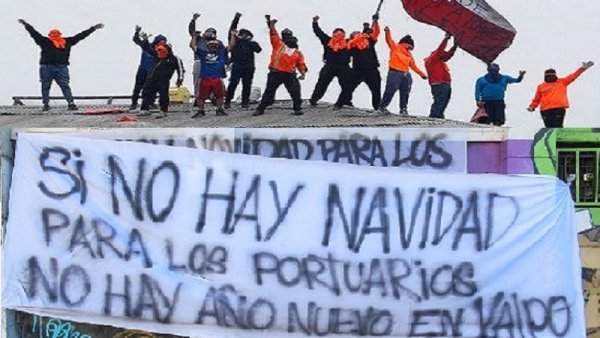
[0,100,496,129]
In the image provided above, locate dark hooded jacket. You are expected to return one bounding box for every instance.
[23,22,97,65]
[312,21,351,65]
[133,34,167,70]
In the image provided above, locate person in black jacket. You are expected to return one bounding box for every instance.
[130,25,167,110]
[336,16,382,110]
[18,19,103,111]
[224,12,262,109]
[137,44,184,119]
[308,15,351,108]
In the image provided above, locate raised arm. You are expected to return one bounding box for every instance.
[189,13,200,37]
[370,20,381,41]
[563,62,592,85]
[68,24,103,46]
[18,19,45,46]
[384,26,396,48]
[312,16,330,45]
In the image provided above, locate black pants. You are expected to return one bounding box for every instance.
[483,100,506,126]
[337,68,381,109]
[257,70,302,111]
[225,64,255,105]
[141,78,169,112]
[429,83,451,119]
[131,67,149,105]
[541,108,566,128]
[310,63,351,103]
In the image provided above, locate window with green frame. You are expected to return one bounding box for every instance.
[557,148,600,206]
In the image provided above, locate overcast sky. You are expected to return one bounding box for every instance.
[1,0,599,128]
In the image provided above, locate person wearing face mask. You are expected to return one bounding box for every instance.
[336,15,382,110]
[475,63,525,126]
[527,61,594,128]
[188,13,224,105]
[224,12,262,109]
[378,27,427,116]
[308,15,351,109]
[130,25,167,110]
[253,17,307,116]
[137,43,184,119]
[17,18,104,112]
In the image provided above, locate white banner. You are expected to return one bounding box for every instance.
[2,133,584,337]
[61,127,467,172]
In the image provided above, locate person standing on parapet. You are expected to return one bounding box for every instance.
[424,33,457,119]
[129,25,167,111]
[18,19,104,112]
[224,12,262,109]
[308,15,351,109]
[527,61,594,128]
[475,63,525,126]
[253,17,307,116]
[336,15,382,110]
[188,13,224,106]
[378,27,427,115]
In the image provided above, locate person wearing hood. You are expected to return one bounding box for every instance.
[188,13,224,105]
[224,12,262,109]
[137,43,184,119]
[336,14,382,110]
[253,17,307,116]
[130,25,166,110]
[527,61,594,128]
[475,63,525,126]
[424,33,458,119]
[308,15,351,109]
[378,27,427,115]
[18,18,104,112]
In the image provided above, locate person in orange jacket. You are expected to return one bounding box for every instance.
[527,61,594,127]
[253,17,307,116]
[378,27,427,115]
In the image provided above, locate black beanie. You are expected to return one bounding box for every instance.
[399,34,414,47]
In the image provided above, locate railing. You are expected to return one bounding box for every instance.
[12,95,133,106]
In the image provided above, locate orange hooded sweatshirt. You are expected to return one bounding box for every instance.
[385,30,426,78]
[268,28,307,75]
[529,68,585,111]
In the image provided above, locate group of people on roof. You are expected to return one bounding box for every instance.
[17,12,595,127]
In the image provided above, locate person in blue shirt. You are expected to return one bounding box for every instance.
[474,63,525,126]
[130,25,166,110]
[191,31,236,118]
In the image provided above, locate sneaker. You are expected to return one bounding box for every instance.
[149,103,159,110]
[309,100,317,107]
[137,110,151,117]
[191,110,205,118]
[216,108,228,116]
[400,108,409,115]
[155,111,167,119]
[67,103,78,111]
[42,104,50,112]
[224,103,231,109]
[292,109,304,116]
[129,103,138,111]
[378,107,392,115]
[241,103,249,109]
[332,104,342,111]
[252,109,265,116]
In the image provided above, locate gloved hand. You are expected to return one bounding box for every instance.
[582,61,595,69]
[527,107,535,112]
[372,13,379,21]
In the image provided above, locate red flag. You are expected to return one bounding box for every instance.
[400,0,516,63]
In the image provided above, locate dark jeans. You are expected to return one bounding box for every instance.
[141,78,170,112]
[225,64,255,105]
[541,108,566,128]
[337,68,381,109]
[429,83,451,119]
[257,70,302,111]
[310,63,351,103]
[379,69,412,110]
[483,100,506,126]
[131,67,149,105]
[40,64,74,104]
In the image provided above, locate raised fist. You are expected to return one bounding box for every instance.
[582,61,595,69]
[192,13,201,20]
[135,25,142,32]
[313,15,320,22]
[94,23,104,30]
